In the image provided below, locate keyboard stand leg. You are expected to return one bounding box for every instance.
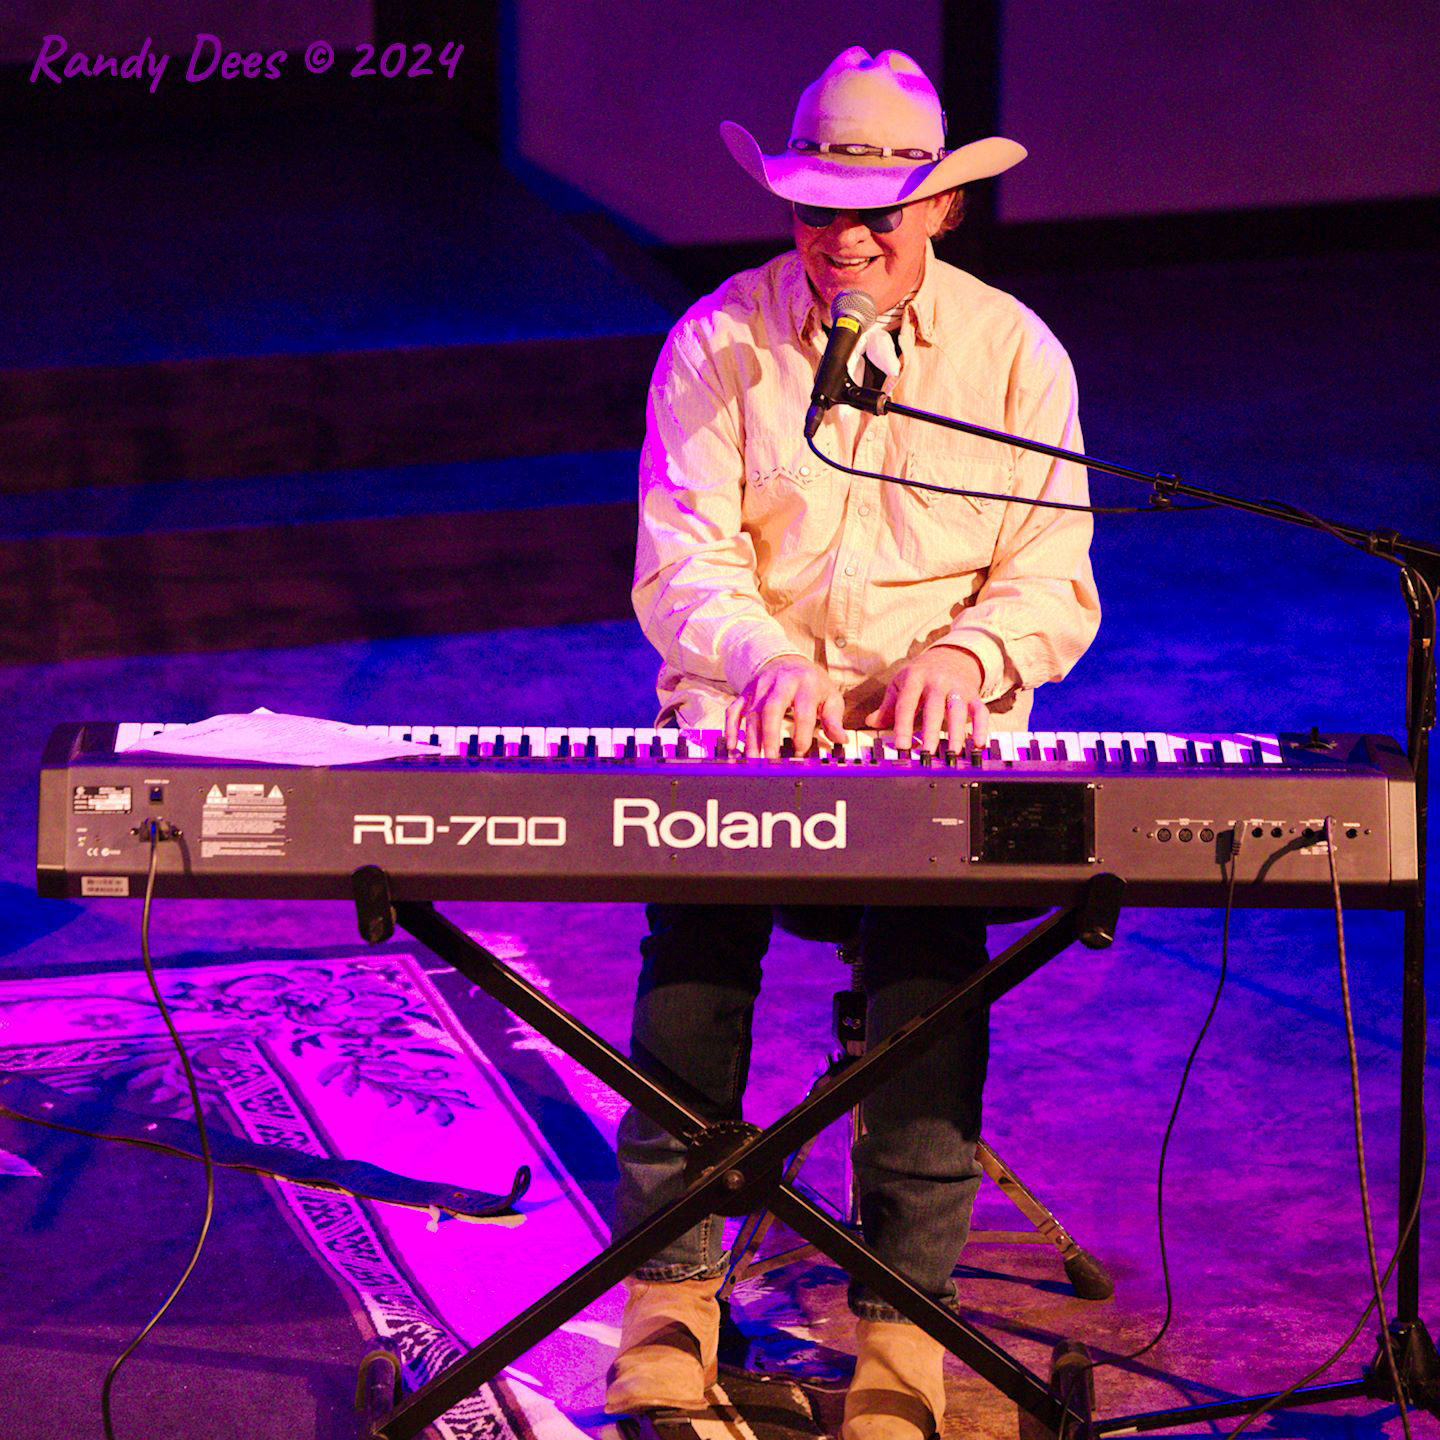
[361,876,1125,1440]
[972,1140,1116,1301]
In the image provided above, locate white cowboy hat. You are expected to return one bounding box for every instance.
[721,46,1026,209]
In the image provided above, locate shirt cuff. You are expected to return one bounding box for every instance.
[929,633,1008,705]
[722,624,811,695]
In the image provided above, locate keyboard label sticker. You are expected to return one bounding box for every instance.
[73,785,132,814]
[201,782,288,859]
[81,876,130,897]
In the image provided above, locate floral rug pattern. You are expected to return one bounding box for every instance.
[0,946,617,1440]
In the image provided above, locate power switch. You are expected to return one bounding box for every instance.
[148,786,164,804]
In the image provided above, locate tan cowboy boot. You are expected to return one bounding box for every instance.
[603,1276,722,1414]
[841,1320,947,1440]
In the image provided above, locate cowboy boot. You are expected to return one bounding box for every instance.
[841,1320,947,1440]
[603,1276,722,1415]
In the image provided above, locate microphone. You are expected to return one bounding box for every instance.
[804,290,878,438]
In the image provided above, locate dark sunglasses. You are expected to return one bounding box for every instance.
[793,201,906,234]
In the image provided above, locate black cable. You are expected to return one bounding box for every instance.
[804,434,1214,516]
[1223,1115,1427,1436]
[1327,816,1410,1439]
[100,831,216,1440]
[1052,822,1243,1433]
[1228,819,1415,1439]
[0,1100,456,1208]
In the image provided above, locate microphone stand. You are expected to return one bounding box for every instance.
[839,378,1440,1423]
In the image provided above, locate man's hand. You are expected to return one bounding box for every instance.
[724,656,847,759]
[864,647,990,755]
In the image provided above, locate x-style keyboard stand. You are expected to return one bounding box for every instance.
[352,865,1126,1439]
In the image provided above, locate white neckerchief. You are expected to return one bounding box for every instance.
[848,279,918,388]
[806,260,923,390]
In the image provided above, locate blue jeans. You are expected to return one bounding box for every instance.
[613,903,990,1321]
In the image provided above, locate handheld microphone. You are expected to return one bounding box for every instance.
[804,290,878,438]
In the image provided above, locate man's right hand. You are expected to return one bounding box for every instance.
[724,656,847,759]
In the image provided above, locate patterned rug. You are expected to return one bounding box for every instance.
[0,940,629,1440]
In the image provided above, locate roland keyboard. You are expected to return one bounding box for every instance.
[38,723,1417,908]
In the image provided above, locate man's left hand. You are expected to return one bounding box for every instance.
[864,647,990,754]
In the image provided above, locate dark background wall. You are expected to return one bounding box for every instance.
[998,0,1440,222]
[508,0,1440,242]
[7,1,1436,238]
[511,0,944,245]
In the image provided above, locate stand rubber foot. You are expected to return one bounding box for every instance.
[354,1347,404,1437]
[1366,1318,1440,1417]
[1017,1340,1094,1440]
[1062,1248,1115,1303]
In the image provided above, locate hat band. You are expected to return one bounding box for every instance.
[788,138,947,162]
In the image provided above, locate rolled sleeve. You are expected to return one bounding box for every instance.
[632,327,802,696]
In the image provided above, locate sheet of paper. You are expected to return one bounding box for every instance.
[116,709,441,765]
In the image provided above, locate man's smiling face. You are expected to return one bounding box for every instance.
[792,192,949,315]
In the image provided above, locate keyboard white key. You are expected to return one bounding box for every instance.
[582,726,612,757]
[683,727,720,757]
[606,726,638,758]
[1146,731,1179,763]
[1241,733,1284,765]
[633,727,670,757]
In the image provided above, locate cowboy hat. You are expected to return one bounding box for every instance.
[721,46,1025,209]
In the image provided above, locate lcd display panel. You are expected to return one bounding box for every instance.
[971,782,1094,865]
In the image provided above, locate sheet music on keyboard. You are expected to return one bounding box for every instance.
[115,709,440,766]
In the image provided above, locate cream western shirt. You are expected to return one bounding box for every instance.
[633,245,1101,732]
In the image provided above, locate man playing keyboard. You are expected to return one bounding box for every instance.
[608,47,1100,1440]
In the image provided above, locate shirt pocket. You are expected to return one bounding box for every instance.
[895,452,1009,573]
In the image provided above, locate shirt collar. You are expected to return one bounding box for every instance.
[787,243,939,350]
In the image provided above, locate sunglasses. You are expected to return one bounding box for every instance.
[793,201,907,234]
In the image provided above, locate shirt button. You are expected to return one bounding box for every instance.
[799,464,811,477]
[858,505,871,517]
[845,563,857,576]
[835,637,847,649]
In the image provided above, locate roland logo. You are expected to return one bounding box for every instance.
[613,798,847,850]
